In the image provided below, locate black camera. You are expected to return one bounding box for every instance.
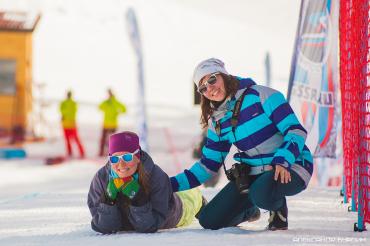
[225,163,251,194]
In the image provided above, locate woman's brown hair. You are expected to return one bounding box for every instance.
[200,74,240,128]
[136,158,150,195]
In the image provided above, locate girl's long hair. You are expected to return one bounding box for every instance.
[136,158,150,195]
[200,74,240,128]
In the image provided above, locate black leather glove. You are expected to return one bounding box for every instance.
[130,188,149,207]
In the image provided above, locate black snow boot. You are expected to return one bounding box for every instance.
[267,198,288,231]
[195,196,208,219]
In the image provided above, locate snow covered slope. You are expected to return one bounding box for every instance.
[0,158,368,246]
[0,112,369,245]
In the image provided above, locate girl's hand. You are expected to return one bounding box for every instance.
[105,178,120,203]
[274,165,291,184]
[121,179,140,199]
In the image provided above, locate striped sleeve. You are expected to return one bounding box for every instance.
[170,126,231,192]
[261,89,307,167]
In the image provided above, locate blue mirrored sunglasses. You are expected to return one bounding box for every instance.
[109,149,140,164]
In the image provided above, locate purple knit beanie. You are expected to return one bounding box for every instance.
[109,131,140,156]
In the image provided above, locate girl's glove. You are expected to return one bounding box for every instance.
[130,185,149,206]
[106,175,140,201]
[104,178,121,204]
[104,169,127,204]
[104,167,141,203]
[121,179,140,199]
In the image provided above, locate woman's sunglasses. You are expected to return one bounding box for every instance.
[197,73,220,95]
[109,149,140,164]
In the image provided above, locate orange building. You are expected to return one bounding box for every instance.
[0,11,40,139]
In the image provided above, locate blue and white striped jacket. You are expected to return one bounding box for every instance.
[170,78,313,192]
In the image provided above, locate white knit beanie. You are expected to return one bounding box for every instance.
[192,58,229,87]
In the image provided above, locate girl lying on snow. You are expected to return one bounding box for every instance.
[87,131,205,233]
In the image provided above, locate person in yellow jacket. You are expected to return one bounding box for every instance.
[98,89,127,156]
[60,90,85,158]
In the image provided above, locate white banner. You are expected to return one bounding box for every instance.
[287,0,339,158]
[126,8,149,151]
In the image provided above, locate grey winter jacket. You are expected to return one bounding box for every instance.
[87,151,183,233]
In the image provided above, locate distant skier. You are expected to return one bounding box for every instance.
[60,90,85,159]
[170,58,314,231]
[98,89,127,156]
[88,131,206,233]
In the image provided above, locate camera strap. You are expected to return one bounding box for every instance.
[231,91,247,131]
[216,89,248,177]
[215,88,248,136]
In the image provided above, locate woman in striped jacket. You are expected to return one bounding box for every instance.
[170,58,313,231]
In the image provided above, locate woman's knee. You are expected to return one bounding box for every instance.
[198,207,222,230]
[198,217,219,230]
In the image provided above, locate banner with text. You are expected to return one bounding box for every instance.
[287,0,339,158]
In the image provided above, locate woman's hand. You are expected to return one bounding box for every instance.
[104,179,120,204]
[274,165,291,184]
[121,179,140,199]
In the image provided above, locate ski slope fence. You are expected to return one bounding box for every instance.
[339,0,370,232]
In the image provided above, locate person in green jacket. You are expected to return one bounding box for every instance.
[98,89,127,156]
[60,90,85,158]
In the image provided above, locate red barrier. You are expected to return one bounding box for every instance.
[340,0,370,230]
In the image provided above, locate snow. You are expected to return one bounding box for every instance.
[0,0,369,245]
[0,110,369,245]
[0,159,368,245]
